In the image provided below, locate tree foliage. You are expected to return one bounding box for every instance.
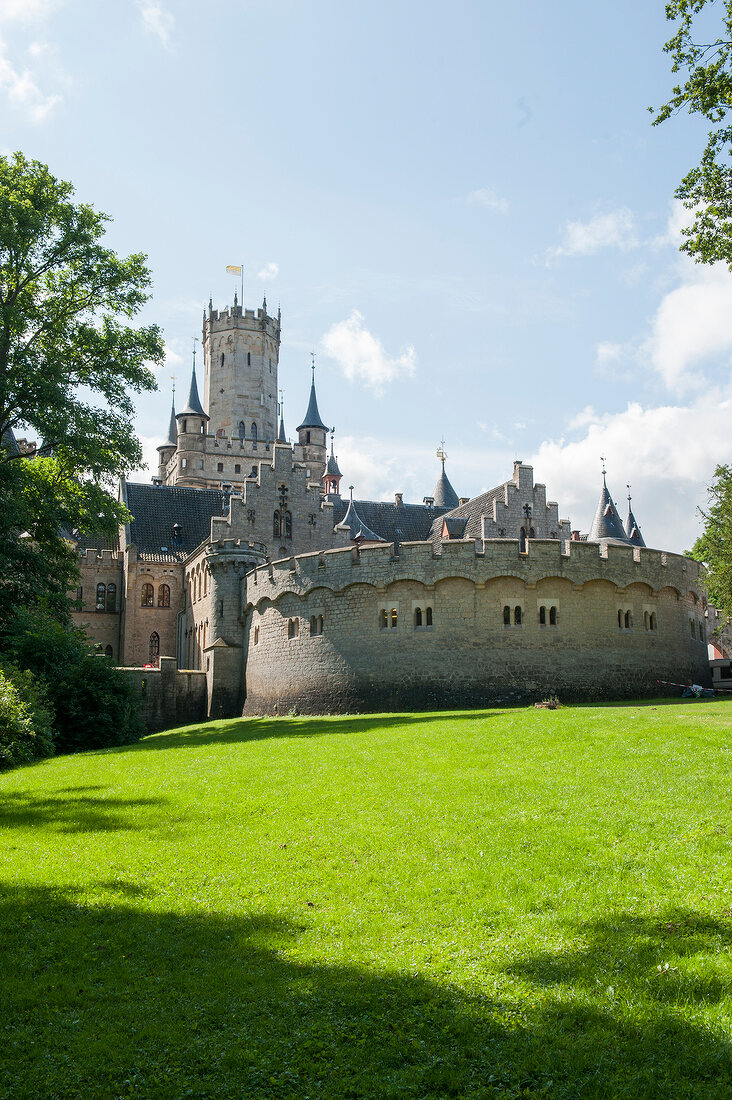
[652,0,732,267]
[691,464,732,616]
[0,152,164,626]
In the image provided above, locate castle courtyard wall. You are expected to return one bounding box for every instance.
[241,539,710,713]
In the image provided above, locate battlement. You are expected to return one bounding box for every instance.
[204,302,280,339]
[78,548,120,564]
[245,536,703,607]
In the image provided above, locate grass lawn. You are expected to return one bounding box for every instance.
[2,701,732,1098]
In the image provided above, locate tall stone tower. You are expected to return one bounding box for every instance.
[203,295,281,447]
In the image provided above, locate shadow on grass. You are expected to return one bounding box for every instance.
[133,709,507,751]
[1,885,731,1099]
[0,789,166,832]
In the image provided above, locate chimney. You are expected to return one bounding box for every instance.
[571,530,580,541]
[394,492,403,506]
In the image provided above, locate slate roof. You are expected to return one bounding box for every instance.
[432,461,459,510]
[588,479,630,545]
[442,516,469,539]
[429,484,508,543]
[297,379,328,432]
[332,498,447,542]
[278,412,287,443]
[326,440,342,477]
[625,500,645,547]
[122,481,230,562]
[335,496,384,542]
[73,530,119,553]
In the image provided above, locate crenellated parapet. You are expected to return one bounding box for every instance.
[244,536,705,610]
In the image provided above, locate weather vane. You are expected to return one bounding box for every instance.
[437,438,447,465]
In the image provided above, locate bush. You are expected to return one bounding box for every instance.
[2,610,143,754]
[0,666,55,769]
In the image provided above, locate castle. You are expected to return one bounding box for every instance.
[70,294,712,720]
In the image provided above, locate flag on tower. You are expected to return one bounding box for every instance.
[225,265,242,275]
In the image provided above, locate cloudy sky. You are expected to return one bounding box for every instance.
[2,0,730,553]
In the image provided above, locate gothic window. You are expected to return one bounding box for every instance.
[217,462,224,472]
[149,632,160,661]
[625,610,632,630]
[519,527,527,553]
[426,606,433,627]
[310,615,324,636]
[284,511,292,538]
[251,422,258,442]
[379,609,388,629]
[106,582,116,613]
[105,645,113,659]
[503,604,511,626]
[273,510,281,538]
[618,609,623,629]
[220,353,225,367]
[514,606,522,626]
[549,606,558,626]
[390,608,398,629]
[539,605,546,625]
[287,617,299,639]
[650,612,657,631]
[530,527,536,538]
[141,583,154,607]
[690,619,696,638]
[644,611,650,631]
[96,582,106,612]
[158,584,170,608]
[253,625,259,645]
[239,421,245,441]
[414,607,423,628]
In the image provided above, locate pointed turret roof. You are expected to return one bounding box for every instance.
[176,353,208,420]
[326,435,342,478]
[297,362,328,432]
[158,396,177,450]
[277,395,287,443]
[624,492,646,547]
[337,490,384,542]
[432,456,459,510]
[588,474,630,544]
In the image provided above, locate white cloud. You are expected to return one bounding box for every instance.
[547,206,638,262]
[0,36,61,121]
[465,187,509,214]
[0,0,57,22]
[257,261,279,281]
[645,261,732,392]
[321,311,416,396]
[529,388,732,553]
[137,2,174,49]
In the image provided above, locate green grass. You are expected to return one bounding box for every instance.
[2,701,732,1098]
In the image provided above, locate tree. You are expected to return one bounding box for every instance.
[691,464,732,616]
[652,0,732,267]
[0,152,163,627]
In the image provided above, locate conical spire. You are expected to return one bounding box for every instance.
[277,391,287,443]
[624,486,646,547]
[432,444,459,509]
[176,342,208,420]
[158,394,177,449]
[297,355,328,432]
[588,463,630,544]
[326,433,342,478]
[337,487,384,542]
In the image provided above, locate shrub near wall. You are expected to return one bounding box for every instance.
[0,666,55,768]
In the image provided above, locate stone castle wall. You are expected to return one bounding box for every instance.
[118,657,207,731]
[241,538,710,713]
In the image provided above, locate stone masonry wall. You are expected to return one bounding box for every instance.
[241,538,710,713]
[118,657,207,731]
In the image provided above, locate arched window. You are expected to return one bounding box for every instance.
[650,612,657,631]
[273,511,281,538]
[96,582,106,612]
[414,607,423,627]
[618,609,623,629]
[390,608,398,628]
[220,352,224,368]
[247,352,251,366]
[318,614,324,634]
[287,618,298,639]
[530,527,535,538]
[514,606,522,626]
[625,610,632,629]
[284,511,292,538]
[310,615,324,636]
[158,584,170,608]
[426,607,433,627]
[141,583,154,607]
[539,605,546,625]
[253,625,259,645]
[379,609,388,629]
[306,430,311,444]
[239,421,245,441]
[104,645,113,659]
[503,604,511,626]
[690,619,696,638]
[251,421,258,442]
[519,527,527,553]
[549,606,558,626]
[644,611,650,631]
[149,632,160,661]
[106,582,116,613]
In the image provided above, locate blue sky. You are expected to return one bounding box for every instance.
[2,0,731,552]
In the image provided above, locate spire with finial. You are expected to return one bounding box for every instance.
[624,483,646,546]
[277,389,287,443]
[262,295,267,314]
[158,376,178,452]
[588,460,630,544]
[323,427,343,496]
[297,351,328,432]
[432,439,459,510]
[176,337,208,421]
